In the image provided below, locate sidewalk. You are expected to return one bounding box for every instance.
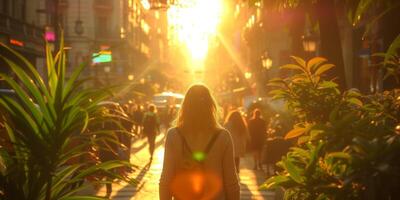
[96,133,276,200]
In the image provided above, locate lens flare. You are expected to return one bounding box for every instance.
[171,170,222,200]
[192,172,204,193]
[168,0,223,69]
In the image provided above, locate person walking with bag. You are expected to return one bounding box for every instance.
[224,110,249,173]
[142,104,160,161]
[248,109,267,170]
[159,84,240,200]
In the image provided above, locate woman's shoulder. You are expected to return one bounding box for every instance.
[223,122,233,130]
[165,127,181,141]
[215,127,232,141]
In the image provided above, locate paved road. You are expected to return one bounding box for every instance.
[96,133,276,200]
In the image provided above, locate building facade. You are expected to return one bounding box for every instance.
[55,0,166,88]
[0,0,46,82]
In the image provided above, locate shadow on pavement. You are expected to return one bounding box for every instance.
[113,161,152,198]
[131,133,166,155]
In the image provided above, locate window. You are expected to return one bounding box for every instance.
[95,16,110,38]
[0,0,8,14]
[12,0,24,20]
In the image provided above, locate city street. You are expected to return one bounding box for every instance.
[95,133,276,200]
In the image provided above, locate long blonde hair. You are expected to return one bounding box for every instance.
[224,110,247,135]
[177,84,220,133]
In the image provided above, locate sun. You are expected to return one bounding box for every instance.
[168,0,223,70]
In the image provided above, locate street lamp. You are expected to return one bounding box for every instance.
[244,72,252,79]
[104,66,111,73]
[261,53,272,69]
[302,34,317,52]
[75,20,84,35]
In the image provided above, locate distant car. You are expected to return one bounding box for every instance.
[152,92,184,110]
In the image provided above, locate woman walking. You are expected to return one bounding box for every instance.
[248,109,267,170]
[224,110,248,173]
[159,84,240,200]
[142,104,160,161]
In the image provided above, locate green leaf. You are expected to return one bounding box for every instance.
[280,64,304,71]
[267,78,286,87]
[262,175,291,189]
[297,136,310,145]
[307,57,327,71]
[318,81,338,89]
[315,64,335,76]
[384,34,400,66]
[345,89,361,97]
[347,97,363,107]
[290,56,306,68]
[285,127,307,140]
[362,4,399,39]
[353,0,375,26]
[326,152,351,160]
[310,129,325,140]
[305,141,324,176]
[282,158,304,184]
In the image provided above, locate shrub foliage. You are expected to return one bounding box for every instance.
[0,38,134,200]
[264,56,400,200]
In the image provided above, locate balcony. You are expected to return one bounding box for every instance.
[0,14,44,40]
[94,0,113,12]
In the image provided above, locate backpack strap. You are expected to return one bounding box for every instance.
[204,130,221,154]
[176,128,221,155]
[176,128,194,155]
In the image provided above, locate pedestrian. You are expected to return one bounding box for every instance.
[166,105,177,130]
[132,104,144,136]
[248,109,267,170]
[142,104,160,161]
[224,110,249,173]
[160,84,240,200]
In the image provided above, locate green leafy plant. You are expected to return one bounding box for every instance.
[0,37,136,200]
[374,34,400,82]
[264,56,400,200]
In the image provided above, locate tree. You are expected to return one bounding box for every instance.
[248,0,399,89]
[314,0,346,88]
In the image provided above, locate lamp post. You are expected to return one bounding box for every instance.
[74,0,84,35]
[302,34,317,58]
[261,52,273,70]
[104,65,111,84]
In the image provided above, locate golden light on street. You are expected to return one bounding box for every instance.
[141,0,150,10]
[168,0,223,70]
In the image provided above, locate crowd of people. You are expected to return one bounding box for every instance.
[159,84,292,200]
[94,85,291,199]
[94,101,165,197]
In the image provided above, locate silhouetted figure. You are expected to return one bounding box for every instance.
[133,104,144,136]
[160,84,240,200]
[224,110,249,173]
[166,105,177,129]
[142,104,160,161]
[248,109,266,170]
